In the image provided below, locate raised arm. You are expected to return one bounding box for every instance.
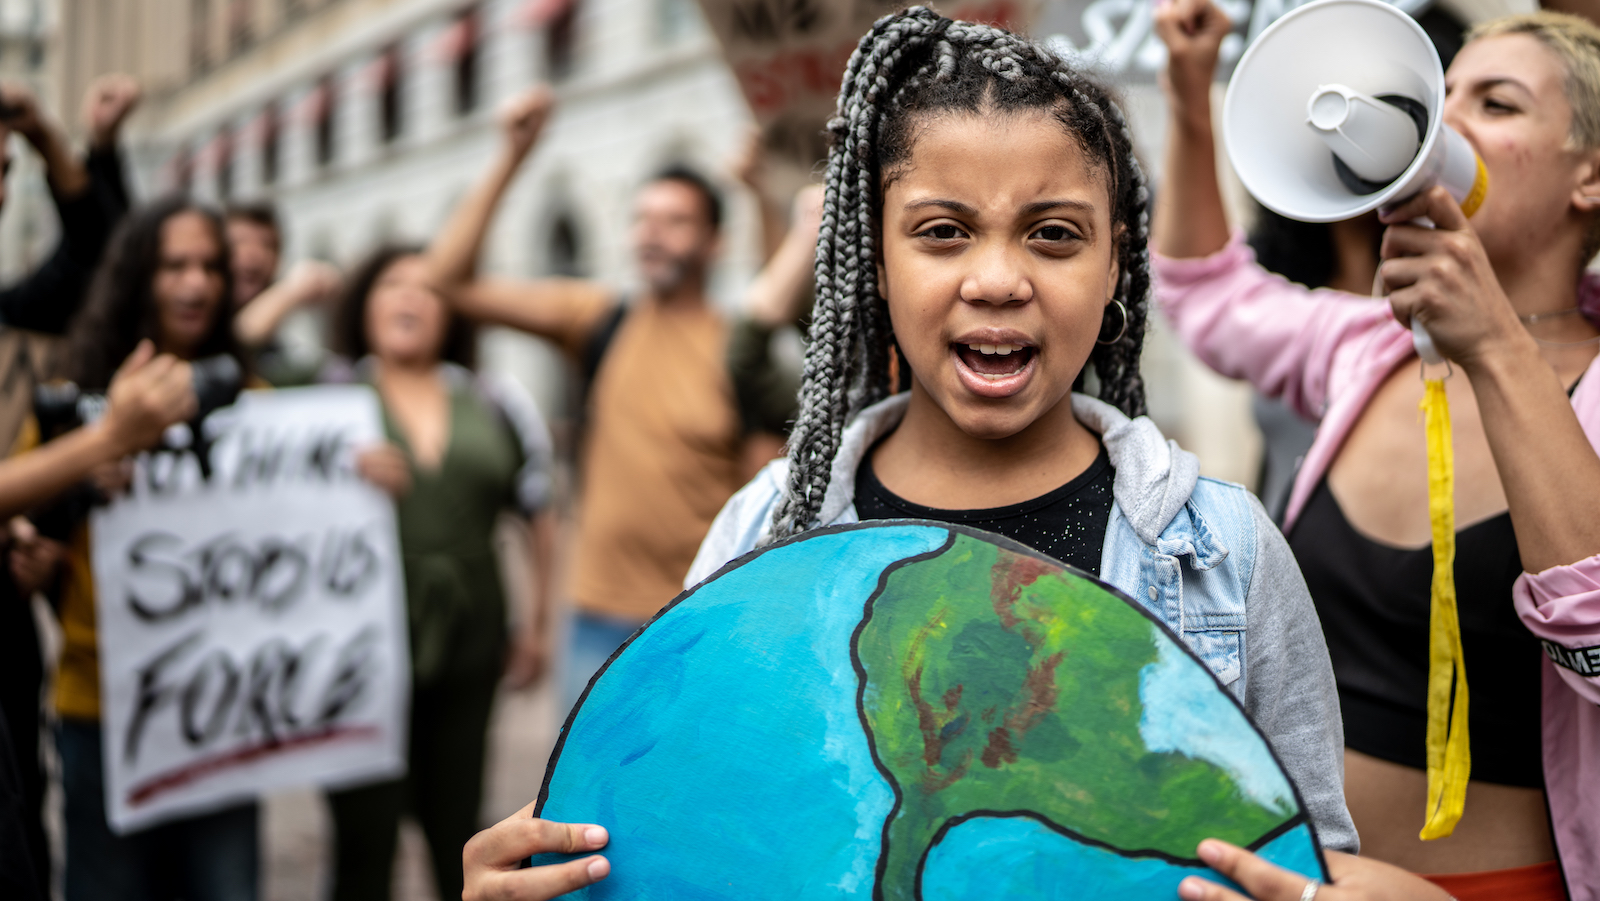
[3,84,87,199]
[1150,0,1233,260]
[0,79,137,335]
[235,260,341,348]
[425,87,611,353]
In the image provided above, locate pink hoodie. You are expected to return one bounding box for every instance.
[1155,232,1600,898]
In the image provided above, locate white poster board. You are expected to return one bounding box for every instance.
[91,385,409,834]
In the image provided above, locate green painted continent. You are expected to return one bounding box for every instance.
[854,533,1292,901]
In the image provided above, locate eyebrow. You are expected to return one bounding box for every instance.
[1446,75,1535,96]
[903,198,1098,216]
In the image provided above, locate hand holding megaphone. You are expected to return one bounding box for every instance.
[1223,0,1490,366]
[1377,185,1526,369]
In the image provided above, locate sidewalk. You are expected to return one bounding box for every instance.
[262,680,562,901]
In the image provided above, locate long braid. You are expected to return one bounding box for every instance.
[771,10,953,537]
[770,7,1153,538]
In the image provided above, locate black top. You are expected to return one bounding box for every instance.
[854,445,1115,576]
[1288,479,1543,787]
[0,147,127,335]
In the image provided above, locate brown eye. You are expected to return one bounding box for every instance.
[925,224,963,240]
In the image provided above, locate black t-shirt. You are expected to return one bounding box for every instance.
[853,445,1115,576]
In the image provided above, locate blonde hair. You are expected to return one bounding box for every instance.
[1469,12,1600,150]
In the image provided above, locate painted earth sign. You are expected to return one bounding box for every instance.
[535,521,1326,899]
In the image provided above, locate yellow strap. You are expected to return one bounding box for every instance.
[1420,377,1470,840]
[1459,156,1489,220]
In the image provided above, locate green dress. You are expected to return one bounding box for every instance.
[329,363,552,901]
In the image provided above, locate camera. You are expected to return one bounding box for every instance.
[28,355,243,541]
[33,354,242,441]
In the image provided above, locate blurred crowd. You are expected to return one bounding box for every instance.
[5,0,1600,899]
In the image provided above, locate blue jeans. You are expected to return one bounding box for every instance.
[562,611,643,719]
[57,719,259,901]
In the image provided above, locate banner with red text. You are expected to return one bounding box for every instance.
[92,386,409,833]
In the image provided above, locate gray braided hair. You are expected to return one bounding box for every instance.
[770,6,1151,539]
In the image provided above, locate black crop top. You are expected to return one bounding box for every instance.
[1288,479,1544,787]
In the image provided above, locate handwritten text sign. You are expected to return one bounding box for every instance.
[92,386,409,833]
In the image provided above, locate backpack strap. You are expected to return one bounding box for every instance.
[581,301,628,397]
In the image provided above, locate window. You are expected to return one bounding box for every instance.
[312,77,335,168]
[452,8,481,116]
[191,0,212,73]
[546,0,578,82]
[215,127,234,201]
[377,47,402,144]
[547,212,585,276]
[259,103,280,186]
[228,0,254,53]
[173,145,195,195]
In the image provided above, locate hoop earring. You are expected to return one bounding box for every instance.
[1096,299,1129,346]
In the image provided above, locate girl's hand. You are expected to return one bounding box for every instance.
[462,801,610,901]
[1177,840,1452,901]
[503,621,549,690]
[1154,0,1232,116]
[1378,186,1526,369]
[355,443,412,498]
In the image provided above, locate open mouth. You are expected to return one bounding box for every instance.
[953,342,1036,380]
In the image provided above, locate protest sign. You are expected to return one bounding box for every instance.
[693,0,1034,193]
[91,385,409,834]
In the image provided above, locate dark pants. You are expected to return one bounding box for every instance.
[57,719,259,901]
[0,578,47,895]
[328,673,498,901]
[0,706,44,901]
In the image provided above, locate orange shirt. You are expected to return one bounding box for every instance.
[568,297,744,621]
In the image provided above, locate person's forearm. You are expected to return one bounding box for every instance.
[0,424,125,520]
[1151,90,1231,260]
[235,280,308,348]
[756,192,787,263]
[746,223,816,327]
[1465,337,1600,573]
[428,148,524,292]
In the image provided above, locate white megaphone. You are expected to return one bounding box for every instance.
[1223,0,1489,364]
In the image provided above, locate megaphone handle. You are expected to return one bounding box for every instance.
[1412,319,1445,365]
[1378,211,1447,365]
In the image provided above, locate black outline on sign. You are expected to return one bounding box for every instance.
[532,519,1330,889]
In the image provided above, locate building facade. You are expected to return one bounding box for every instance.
[51,0,1286,487]
[55,0,763,425]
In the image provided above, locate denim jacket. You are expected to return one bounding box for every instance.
[687,392,1358,853]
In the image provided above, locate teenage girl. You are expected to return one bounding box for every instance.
[1156,0,1600,898]
[461,8,1381,899]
